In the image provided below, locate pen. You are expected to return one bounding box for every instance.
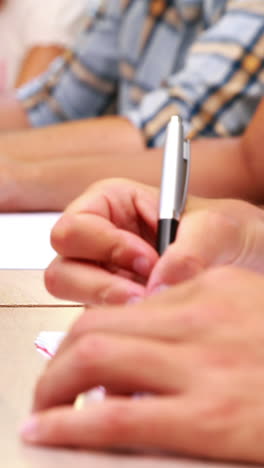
[156,115,191,256]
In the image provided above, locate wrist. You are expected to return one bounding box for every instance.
[1,159,46,211]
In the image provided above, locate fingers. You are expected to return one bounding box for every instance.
[66,178,158,233]
[21,397,251,462]
[21,398,190,452]
[33,333,190,412]
[51,213,158,279]
[147,206,248,291]
[21,398,193,453]
[45,257,146,304]
[54,275,205,360]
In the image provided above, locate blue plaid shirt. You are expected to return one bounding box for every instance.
[18,0,264,147]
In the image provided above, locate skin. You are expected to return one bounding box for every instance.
[0,1,66,87]
[18,110,264,461]
[0,93,262,210]
[15,46,65,88]
[21,266,264,464]
[44,178,264,305]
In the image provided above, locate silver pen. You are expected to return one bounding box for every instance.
[156,115,191,256]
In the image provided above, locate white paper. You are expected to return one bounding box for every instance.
[35,331,66,359]
[0,212,61,269]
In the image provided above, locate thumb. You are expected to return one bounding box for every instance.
[147,207,250,292]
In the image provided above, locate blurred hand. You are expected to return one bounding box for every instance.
[45,178,264,304]
[21,267,264,463]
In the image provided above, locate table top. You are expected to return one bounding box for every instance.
[0,270,78,306]
[0,271,252,468]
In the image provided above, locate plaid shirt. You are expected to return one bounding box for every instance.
[18,0,264,147]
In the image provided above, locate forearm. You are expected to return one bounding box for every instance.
[0,93,30,131]
[0,116,144,160]
[15,151,162,211]
[11,137,259,212]
[15,46,65,87]
[189,137,262,202]
[189,99,264,203]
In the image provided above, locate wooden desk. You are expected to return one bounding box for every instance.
[0,271,252,468]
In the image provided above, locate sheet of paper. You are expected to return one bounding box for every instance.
[0,212,61,269]
[35,331,66,359]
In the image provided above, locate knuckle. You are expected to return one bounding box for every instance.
[202,265,240,285]
[51,217,76,254]
[110,236,125,264]
[199,209,236,232]
[86,179,128,204]
[99,403,134,444]
[44,263,59,296]
[69,310,91,338]
[73,334,108,371]
[44,259,69,297]
[95,283,122,305]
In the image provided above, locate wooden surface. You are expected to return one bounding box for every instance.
[0,270,78,306]
[0,271,252,468]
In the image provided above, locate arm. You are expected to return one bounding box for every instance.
[125,0,264,147]
[15,46,65,87]
[17,0,120,128]
[3,100,262,211]
[0,116,144,162]
[0,93,30,131]
[0,0,120,133]
[0,116,259,211]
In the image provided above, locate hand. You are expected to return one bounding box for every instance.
[21,267,264,463]
[45,178,264,305]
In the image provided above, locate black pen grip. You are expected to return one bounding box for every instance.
[156,219,178,256]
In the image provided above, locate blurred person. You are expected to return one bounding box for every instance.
[0,95,262,214]
[0,1,261,211]
[0,0,88,91]
[19,95,264,466]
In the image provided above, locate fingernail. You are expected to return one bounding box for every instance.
[19,416,40,443]
[132,256,151,277]
[126,296,143,305]
[149,284,169,296]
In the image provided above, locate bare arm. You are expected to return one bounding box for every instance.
[4,134,258,212]
[1,100,264,212]
[15,46,65,87]
[189,100,264,203]
[0,93,30,131]
[0,116,144,159]
[0,46,66,131]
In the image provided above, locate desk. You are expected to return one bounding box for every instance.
[0,271,252,468]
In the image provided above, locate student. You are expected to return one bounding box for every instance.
[0,0,88,91]
[20,100,264,465]
[0,0,262,211]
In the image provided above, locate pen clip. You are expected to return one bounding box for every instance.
[179,140,191,215]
